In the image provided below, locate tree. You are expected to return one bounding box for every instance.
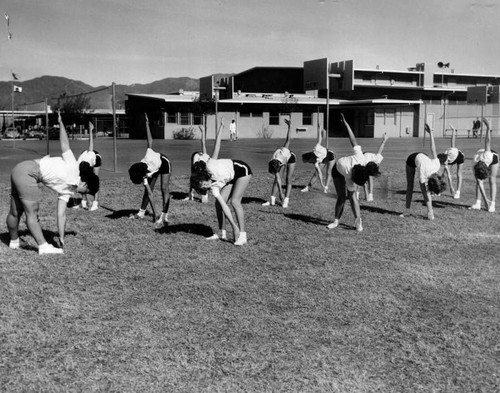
[53,93,91,114]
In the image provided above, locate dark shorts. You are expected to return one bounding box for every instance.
[492,151,499,166]
[288,152,297,164]
[94,150,102,168]
[10,160,42,202]
[231,160,252,182]
[448,151,464,166]
[331,163,342,179]
[158,154,171,174]
[322,150,335,164]
[406,152,425,169]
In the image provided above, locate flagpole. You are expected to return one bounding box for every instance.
[11,77,15,149]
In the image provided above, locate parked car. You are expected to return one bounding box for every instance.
[3,128,21,139]
[23,129,45,140]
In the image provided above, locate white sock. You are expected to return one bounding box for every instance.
[9,238,20,247]
[221,229,227,239]
[270,196,276,205]
[81,200,88,208]
[137,208,146,217]
[91,200,98,207]
[238,232,247,240]
[160,212,168,222]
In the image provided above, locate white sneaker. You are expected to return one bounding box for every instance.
[282,198,289,208]
[89,202,98,211]
[201,194,209,203]
[354,218,363,232]
[39,244,63,255]
[154,218,167,229]
[129,212,146,219]
[301,186,309,193]
[468,201,481,210]
[206,232,227,241]
[427,211,435,220]
[366,193,374,202]
[323,186,328,194]
[262,201,272,206]
[488,202,495,213]
[234,233,247,246]
[327,219,339,229]
[453,191,460,199]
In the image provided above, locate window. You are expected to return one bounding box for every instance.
[167,113,177,124]
[269,111,279,125]
[303,111,312,125]
[180,113,190,125]
[240,109,251,118]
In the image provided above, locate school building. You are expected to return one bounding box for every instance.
[125,59,500,140]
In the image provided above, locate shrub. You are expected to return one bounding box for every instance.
[173,127,196,140]
[257,125,273,139]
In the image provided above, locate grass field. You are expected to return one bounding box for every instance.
[1,137,499,392]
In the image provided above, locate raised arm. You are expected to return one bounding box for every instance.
[316,121,323,145]
[425,123,438,159]
[199,125,207,155]
[57,111,71,154]
[211,117,224,159]
[483,117,491,152]
[145,113,153,149]
[377,133,389,155]
[449,123,456,148]
[88,121,94,152]
[283,118,292,149]
[340,113,357,147]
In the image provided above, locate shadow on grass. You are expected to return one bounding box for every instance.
[284,213,329,226]
[156,223,213,237]
[104,208,139,219]
[360,205,404,216]
[242,197,266,204]
[432,199,470,209]
[171,191,189,200]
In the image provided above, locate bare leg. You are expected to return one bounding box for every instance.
[22,200,48,245]
[333,176,347,220]
[285,163,296,198]
[228,175,251,232]
[6,195,24,242]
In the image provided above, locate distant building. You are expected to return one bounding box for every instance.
[125,59,500,139]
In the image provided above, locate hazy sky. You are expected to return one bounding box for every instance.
[1,0,499,86]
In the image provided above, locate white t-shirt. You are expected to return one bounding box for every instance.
[207,158,234,197]
[335,145,364,191]
[415,153,441,183]
[77,150,98,167]
[141,148,162,176]
[39,150,80,202]
[474,149,494,166]
[443,147,459,164]
[363,152,384,165]
[313,143,327,163]
[229,122,236,133]
[272,147,291,165]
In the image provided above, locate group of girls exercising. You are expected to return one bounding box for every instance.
[5,112,497,253]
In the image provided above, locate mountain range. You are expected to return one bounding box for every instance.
[0,74,230,111]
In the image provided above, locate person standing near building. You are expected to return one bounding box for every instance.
[229,119,237,141]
